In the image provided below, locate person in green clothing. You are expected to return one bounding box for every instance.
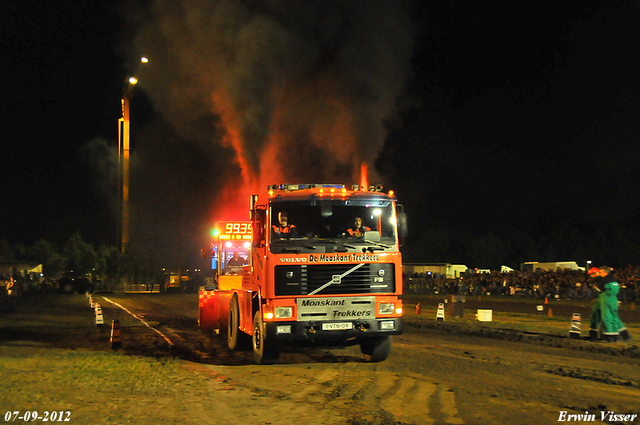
[588,266,631,342]
[588,267,603,341]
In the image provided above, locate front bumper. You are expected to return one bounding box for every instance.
[264,317,402,345]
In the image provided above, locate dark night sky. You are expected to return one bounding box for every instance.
[2,1,640,267]
[2,0,124,246]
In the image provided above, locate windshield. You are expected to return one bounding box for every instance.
[270,198,397,253]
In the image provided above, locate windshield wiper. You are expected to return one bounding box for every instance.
[278,244,316,253]
[336,243,357,253]
[362,240,390,252]
[304,238,357,252]
[279,247,302,253]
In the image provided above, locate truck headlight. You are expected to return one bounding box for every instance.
[277,325,291,334]
[381,320,395,330]
[275,306,293,319]
[378,303,395,315]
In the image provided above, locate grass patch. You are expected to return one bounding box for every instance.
[0,346,218,424]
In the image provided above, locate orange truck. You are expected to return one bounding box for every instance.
[199,183,406,364]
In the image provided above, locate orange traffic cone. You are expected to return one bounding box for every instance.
[110,320,122,349]
[548,307,553,318]
[544,297,548,304]
[416,303,421,315]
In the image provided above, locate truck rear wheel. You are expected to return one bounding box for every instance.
[360,336,392,362]
[228,295,251,350]
[252,311,280,365]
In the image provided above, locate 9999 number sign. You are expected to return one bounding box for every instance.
[4,411,71,422]
[216,221,252,240]
[224,222,251,235]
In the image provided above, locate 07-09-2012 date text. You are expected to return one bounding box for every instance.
[4,411,71,422]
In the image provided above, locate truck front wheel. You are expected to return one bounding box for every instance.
[228,295,251,350]
[252,311,280,365]
[360,336,392,362]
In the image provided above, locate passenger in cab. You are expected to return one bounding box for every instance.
[347,217,370,237]
[272,211,297,239]
[227,251,248,267]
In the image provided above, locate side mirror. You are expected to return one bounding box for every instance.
[397,204,408,245]
[398,212,408,238]
[252,210,266,248]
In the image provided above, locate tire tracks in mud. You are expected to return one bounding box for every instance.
[406,320,640,360]
[231,365,465,425]
[537,363,640,388]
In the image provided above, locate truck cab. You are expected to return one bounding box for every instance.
[200,183,405,364]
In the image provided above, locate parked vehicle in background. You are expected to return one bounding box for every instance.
[520,261,582,272]
[56,272,94,294]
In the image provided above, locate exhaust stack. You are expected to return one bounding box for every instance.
[360,162,368,191]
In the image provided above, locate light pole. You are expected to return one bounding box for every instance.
[118,57,147,253]
[118,77,136,253]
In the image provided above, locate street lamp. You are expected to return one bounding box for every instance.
[118,79,134,253]
[118,57,147,253]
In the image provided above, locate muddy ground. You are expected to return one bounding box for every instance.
[1,293,639,424]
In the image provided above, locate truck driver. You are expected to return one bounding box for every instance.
[272,211,297,239]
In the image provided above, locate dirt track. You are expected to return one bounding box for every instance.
[93,294,640,424]
[2,293,640,424]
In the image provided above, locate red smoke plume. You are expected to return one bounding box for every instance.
[130,0,414,222]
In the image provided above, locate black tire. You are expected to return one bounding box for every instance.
[360,336,392,362]
[227,295,251,350]
[252,310,280,365]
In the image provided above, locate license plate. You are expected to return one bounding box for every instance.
[322,322,353,331]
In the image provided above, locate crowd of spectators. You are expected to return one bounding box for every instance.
[404,266,639,302]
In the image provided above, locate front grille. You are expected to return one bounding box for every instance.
[275,263,395,296]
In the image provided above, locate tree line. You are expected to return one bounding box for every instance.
[0,232,170,288]
[6,221,638,285]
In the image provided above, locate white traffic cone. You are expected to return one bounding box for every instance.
[95,303,104,327]
[436,303,445,321]
[568,313,581,339]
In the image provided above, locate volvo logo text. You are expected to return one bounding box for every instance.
[279,257,307,263]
